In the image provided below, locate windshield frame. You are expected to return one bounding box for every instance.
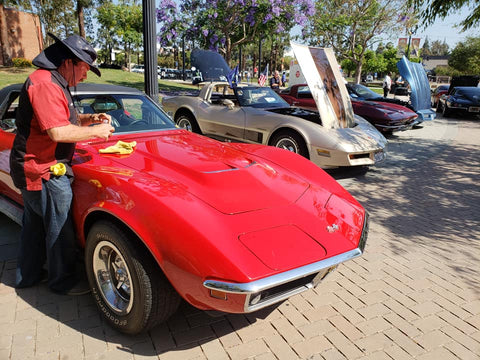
[234,86,291,109]
[73,92,177,134]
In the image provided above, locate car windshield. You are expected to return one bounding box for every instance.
[74,93,176,133]
[349,84,382,100]
[456,88,480,97]
[235,86,290,108]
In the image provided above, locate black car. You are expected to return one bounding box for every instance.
[437,86,480,117]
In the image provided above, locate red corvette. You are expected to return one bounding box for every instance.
[280,84,418,134]
[0,83,368,334]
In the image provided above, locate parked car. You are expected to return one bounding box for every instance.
[437,86,480,117]
[280,84,418,135]
[131,64,144,73]
[163,81,387,169]
[431,84,449,107]
[0,83,369,334]
[165,47,387,169]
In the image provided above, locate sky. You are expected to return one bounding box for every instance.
[288,6,478,53]
[384,7,479,49]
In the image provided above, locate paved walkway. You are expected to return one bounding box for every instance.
[0,115,479,359]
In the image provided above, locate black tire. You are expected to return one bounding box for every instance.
[175,112,201,133]
[270,130,309,159]
[436,102,442,113]
[85,221,180,334]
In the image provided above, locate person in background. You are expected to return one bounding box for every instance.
[9,33,115,295]
[270,70,283,89]
[383,72,392,98]
[281,71,287,87]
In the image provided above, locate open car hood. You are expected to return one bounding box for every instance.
[448,75,480,95]
[396,56,436,121]
[291,43,355,130]
[191,49,232,83]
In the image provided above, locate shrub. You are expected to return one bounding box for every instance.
[12,58,33,67]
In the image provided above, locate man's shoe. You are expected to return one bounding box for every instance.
[65,280,91,296]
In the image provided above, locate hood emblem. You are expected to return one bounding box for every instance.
[327,224,339,233]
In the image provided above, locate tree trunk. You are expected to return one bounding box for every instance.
[225,36,231,65]
[354,61,363,84]
[252,53,257,75]
[0,4,12,66]
[77,1,86,38]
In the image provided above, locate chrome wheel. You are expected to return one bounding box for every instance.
[93,241,134,315]
[275,137,299,153]
[177,117,193,131]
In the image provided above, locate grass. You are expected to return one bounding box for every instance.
[0,67,199,92]
[0,66,385,95]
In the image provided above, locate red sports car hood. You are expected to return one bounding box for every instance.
[87,131,309,215]
[356,100,417,115]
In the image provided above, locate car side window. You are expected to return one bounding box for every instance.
[0,91,20,133]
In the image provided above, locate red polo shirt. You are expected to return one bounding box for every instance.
[10,69,78,191]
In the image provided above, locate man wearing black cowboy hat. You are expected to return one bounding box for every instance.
[10,33,115,295]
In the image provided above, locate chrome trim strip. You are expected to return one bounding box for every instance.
[203,247,362,295]
[203,213,369,312]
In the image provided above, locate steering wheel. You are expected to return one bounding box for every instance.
[129,119,148,126]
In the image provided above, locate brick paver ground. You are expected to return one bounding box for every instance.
[0,115,479,359]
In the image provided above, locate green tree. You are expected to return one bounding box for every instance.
[363,49,387,75]
[76,0,94,38]
[96,2,142,66]
[382,44,400,74]
[430,40,449,55]
[115,3,142,67]
[421,36,431,56]
[449,36,480,74]
[96,2,118,64]
[304,0,406,84]
[409,0,480,31]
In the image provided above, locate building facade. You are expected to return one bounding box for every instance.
[0,7,43,66]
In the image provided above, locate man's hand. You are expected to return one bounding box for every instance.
[90,113,112,125]
[92,123,115,140]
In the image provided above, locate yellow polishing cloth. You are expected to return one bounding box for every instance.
[99,140,137,154]
[50,163,66,176]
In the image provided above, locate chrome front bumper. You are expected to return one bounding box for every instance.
[204,213,369,312]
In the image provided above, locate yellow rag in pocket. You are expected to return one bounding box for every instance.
[50,163,66,176]
[99,140,137,154]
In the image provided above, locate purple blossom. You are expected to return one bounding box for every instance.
[263,13,272,23]
[276,24,284,33]
[272,6,280,16]
[202,29,209,37]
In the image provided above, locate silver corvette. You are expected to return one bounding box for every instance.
[162,46,387,169]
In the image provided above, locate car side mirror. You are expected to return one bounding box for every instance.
[222,99,235,110]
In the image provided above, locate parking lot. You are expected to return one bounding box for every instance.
[0,114,479,359]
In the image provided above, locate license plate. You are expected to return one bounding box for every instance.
[374,151,385,162]
[469,107,480,112]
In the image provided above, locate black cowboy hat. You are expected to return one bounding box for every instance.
[32,33,101,77]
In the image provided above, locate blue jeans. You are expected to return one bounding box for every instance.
[16,176,78,293]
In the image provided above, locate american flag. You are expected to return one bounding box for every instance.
[258,64,268,87]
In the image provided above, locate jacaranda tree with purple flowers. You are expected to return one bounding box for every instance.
[157,0,315,65]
